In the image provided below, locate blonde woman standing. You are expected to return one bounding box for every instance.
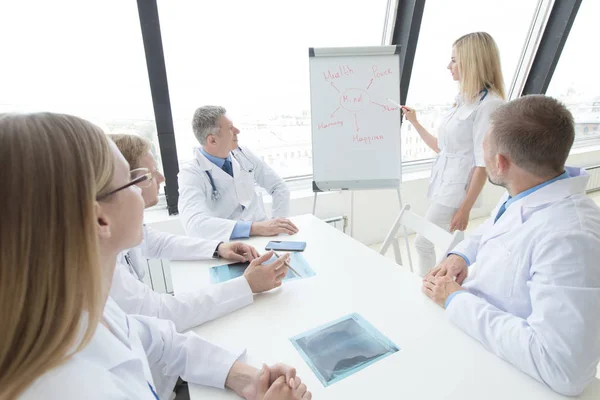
[0,113,310,400]
[402,32,506,276]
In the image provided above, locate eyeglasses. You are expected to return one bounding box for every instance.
[96,168,153,201]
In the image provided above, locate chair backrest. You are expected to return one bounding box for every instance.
[400,205,464,263]
[442,230,465,264]
[380,204,465,269]
[403,207,452,246]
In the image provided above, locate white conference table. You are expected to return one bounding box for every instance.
[170,214,600,399]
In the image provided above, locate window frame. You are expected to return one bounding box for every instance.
[137,0,592,215]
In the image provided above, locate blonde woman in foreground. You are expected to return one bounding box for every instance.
[0,113,310,400]
[401,32,506,276]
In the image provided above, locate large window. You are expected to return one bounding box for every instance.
[0,0,161,164]
[157,0,388,178]
[401,0,540,162]
[546,0,600,145]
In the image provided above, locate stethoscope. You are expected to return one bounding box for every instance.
[205,147,256,202]
[206,170,220,201]
[441,87,491,141]
[479,88,489,101]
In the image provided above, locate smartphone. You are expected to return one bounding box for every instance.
[265,241,307,252]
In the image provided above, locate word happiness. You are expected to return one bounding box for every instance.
[352,134,384,145]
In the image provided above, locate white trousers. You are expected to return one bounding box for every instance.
[414,202,458,276]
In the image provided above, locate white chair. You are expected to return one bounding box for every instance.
[380,204,464,274]
[141,218,186,294]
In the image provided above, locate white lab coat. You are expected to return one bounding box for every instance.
[124,224,221,280]
[128,225,220,279]
[111,225,254,332]
[110,225,254,399]
[21,297,243,400]
[428,92,504,208]
[447,167,600,396]
[178,147,290,241]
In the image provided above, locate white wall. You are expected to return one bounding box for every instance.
[261,176,505,246]
[262,148,600,246]
[146,149,600,247]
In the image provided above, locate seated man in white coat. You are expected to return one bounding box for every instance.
[422,95,600,396]
[109,134,289,333]
[178,105,299,241]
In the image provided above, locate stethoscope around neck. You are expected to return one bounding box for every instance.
[479,87,489,101]
[452,87,489,110]
[205,147,256,201]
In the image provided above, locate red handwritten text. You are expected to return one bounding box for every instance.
[318,120,344,130]
[342,93,364,104]
[372,65,393,79]
[353,134,384,144]
[323,65,355,82]
[339,88,371,112]
[372,102,398,112]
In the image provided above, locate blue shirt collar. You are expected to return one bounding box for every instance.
[505,171,569,209]
[199,147,231,169]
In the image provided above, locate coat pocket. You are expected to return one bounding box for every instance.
[442,156,473,185]
[478,240,518,298]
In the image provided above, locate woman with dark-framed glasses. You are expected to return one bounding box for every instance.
[0,112,310,400]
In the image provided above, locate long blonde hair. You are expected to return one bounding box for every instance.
[0,113,115,399]
[454,32,506,103]
[109,134,151,169]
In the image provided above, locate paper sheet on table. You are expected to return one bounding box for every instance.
[290,313,399,387]
[209,252,315,283]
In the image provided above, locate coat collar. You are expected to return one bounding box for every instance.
[75,297,145,374]
[195,147,242,181]
[517,167,588,209]
[480,167,589,245]
[195,147,216,172]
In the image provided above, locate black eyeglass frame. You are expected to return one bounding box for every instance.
[96,168,152,201]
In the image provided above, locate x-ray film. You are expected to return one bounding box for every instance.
[209,252,315,284]
[290,313,399,387]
